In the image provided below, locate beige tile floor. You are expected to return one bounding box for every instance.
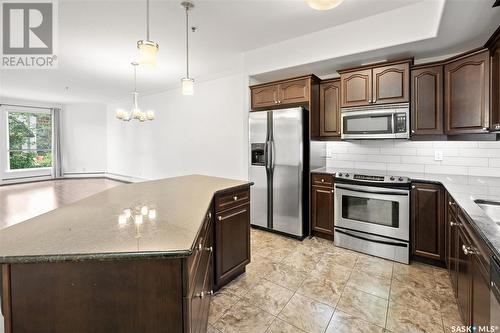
[209,228,464,333]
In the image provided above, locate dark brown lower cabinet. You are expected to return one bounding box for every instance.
[214,189,251,289]
[451,207,492,327]
[411,183,446,265]
[311,184,334,240]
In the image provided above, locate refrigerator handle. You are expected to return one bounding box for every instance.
[270,140,276,170]
[264,140,269,170]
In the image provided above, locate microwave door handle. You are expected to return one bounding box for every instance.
[391,113,395,134]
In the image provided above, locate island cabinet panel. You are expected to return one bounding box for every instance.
[214,187,251,289]
[372,62,410,105]
[319,79,341,137]
[311,184,334,240]
[411,65,444,135]
[456,224,473,324]
[444,49,490,134]
[340,69,372,107]
[3,260,184,333]
[411,183,446,265]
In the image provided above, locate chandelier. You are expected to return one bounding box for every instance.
[116,62,155,122]
[306,0,344,10]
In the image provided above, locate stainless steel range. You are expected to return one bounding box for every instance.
[334,172,411,264]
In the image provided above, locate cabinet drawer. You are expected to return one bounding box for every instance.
[312,173,334,187]
[215,188,250,212]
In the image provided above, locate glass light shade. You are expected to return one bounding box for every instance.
[146,110,155,120]
[141,206,149,215]
[181,78,194,95]
[132,108,142,119]
[118,214,128,225]
[134,214,143,225]
[148,209,157,220]
[122,112,131,121]
[306,0,343,10]
[137,40,159,66]
[123,209,132,218]
[139,112,147,122]
[116,109,124,119]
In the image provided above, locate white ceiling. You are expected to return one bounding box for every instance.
[0,0,498,104]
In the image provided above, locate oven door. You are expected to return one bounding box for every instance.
[341,109,401,140]
[334,183,409,241]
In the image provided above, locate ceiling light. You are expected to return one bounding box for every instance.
[306,0,344,10]
[181,1,195,95]
[137,0,159,66]
[116,62,154,122]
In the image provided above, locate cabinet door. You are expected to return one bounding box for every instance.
[411,183,445,263]
[251,85,278,110]
[471,254,490,328]
[340,69,372,107]
[372,63,410,105]
[215,204,250,287]
[319,80,341,137]
[491,45,500,131]
[311,186,334,236]
[457,225,472,325]
[448,205,459,293]
[411,66,444,135]
[278,78,310,105]
[444,50,490,134]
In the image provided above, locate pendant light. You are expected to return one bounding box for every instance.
[181,1,194,95]
[137,0,159,66]
[116,62,155,122]
[306,0,344,10]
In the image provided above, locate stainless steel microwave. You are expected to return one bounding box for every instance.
[341,103,410,140]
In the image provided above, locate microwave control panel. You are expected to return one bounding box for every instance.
[395,113,407,133]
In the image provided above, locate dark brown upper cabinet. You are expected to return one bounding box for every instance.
[411,65,444,135]
[372,63,410,105]
[339,60,411,108]
[411,183,446,265]
[339,69,372,107]
[444,49,490,135]
[319,79,341,137]
[486,26,500,132]
[250,75,319,111]
[251,84,278,110]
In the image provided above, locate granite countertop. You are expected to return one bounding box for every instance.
[313,167,500,260]
[0,175,252,264]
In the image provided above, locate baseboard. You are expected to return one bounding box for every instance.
[62,172,146,183]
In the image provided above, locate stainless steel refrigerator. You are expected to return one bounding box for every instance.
[249,107,307,238]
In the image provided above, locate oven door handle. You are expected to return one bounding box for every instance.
[335,229,408,248]
[335,185,409,196]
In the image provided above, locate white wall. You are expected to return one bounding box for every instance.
[61,103,108,175]
[325,140,500,177]
[106,73,248,181]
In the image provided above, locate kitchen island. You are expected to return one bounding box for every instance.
[0,175,252,333]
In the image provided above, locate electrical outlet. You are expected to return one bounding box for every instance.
[434,151,443,161]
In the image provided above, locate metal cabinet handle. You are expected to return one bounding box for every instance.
[450,221,460,227]
[207,290,214,296]
[411,130,415,134]
[195,291,205,298]
[483,127,488,131]
[198,243,213,252]
[331,190,334,193]
[449,201,455,207]
[411,185,416,189]
[208,212,212,219]
[233,196,238,201]
[217,216,222,221]
[462,244,477,256]
[321,179,325,183]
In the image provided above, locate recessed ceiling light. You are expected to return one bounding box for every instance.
[306,0,344,11]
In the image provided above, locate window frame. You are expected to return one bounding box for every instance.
[0,105,54,181]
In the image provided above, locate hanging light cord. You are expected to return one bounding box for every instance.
[146,0,150,41]
[185,5,190,78]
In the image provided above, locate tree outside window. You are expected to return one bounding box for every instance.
[7,112,52,170]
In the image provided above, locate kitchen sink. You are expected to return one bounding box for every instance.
[474,200,500,224]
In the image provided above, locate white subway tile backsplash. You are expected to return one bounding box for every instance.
[424,165,468,175]
[323,139,500,177]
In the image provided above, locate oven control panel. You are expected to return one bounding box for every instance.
[336,172,410,184]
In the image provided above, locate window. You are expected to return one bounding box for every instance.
[7,111,53,170]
